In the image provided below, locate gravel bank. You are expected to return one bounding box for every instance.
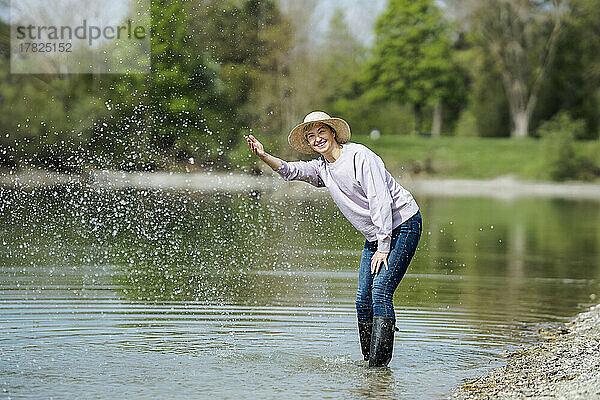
[453,304,600,399]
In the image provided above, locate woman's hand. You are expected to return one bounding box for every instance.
[245,134,265,158]
[245,134,283,171]
[371,251,389,274]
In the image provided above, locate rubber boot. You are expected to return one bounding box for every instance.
[368,316,395,368]
[358,321,372,361]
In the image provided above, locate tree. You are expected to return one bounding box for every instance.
[315,9,367,109]
[318,10,416,138]
[469,0,566,138]
[275,0,321,154]
[0,17,106,171]
[454,44,512,137]
[189,0,294,143]
[1,0,295,171]
[536,0,600,139]
[92,0,236,170]
[364,0,462,135]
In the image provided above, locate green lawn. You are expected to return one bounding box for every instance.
[352,135,598,181]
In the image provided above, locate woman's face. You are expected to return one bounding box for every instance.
[305,123,337,155]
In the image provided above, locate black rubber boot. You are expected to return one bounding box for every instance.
[368,316,395,368]
[358,321,372,361]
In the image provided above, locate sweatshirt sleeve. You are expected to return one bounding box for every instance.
[276,159,325,188]
[356,151,393,253]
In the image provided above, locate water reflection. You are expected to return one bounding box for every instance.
[354,369,396,399]
[0,186,598,399]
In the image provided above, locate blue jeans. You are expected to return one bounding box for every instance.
[355,211,422,322]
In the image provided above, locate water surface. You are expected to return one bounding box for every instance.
[1,186,599,399]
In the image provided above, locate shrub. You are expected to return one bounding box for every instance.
[537,112,599,181]
[454,109,479,137]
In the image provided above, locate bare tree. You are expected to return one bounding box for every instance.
[277,0,318,140]
[469,0,566,138]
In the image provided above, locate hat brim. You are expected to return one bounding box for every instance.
[288,118,351,154]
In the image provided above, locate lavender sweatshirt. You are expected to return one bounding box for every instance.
[276,142,419,253]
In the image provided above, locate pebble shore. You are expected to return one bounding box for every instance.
[453,304,600,399]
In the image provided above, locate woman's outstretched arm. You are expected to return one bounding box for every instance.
[246,134,324,187]
[245,134,282,171]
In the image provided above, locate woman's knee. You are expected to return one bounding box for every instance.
[371,282,394,306]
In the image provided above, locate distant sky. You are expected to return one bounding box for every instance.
[0,0,7,22]
[279,0,388,45]
[311,0,388,45]
[0,0,391,45]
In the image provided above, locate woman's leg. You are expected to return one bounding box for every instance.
[356,242,376,323]
[372,211,422,319]
[356,241,376,360]
[369,211,422,367]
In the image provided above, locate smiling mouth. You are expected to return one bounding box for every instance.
[314,139,327,149]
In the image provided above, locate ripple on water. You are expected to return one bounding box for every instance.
[2,231,599,398]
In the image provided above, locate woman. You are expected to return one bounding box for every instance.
[246,111,422,368]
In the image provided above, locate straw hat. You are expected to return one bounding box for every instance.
[288,111,351,154]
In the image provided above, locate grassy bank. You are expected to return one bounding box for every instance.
[2,135,597,183]
[351,135,599,181]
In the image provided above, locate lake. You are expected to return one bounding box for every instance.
[1,185,599,399]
